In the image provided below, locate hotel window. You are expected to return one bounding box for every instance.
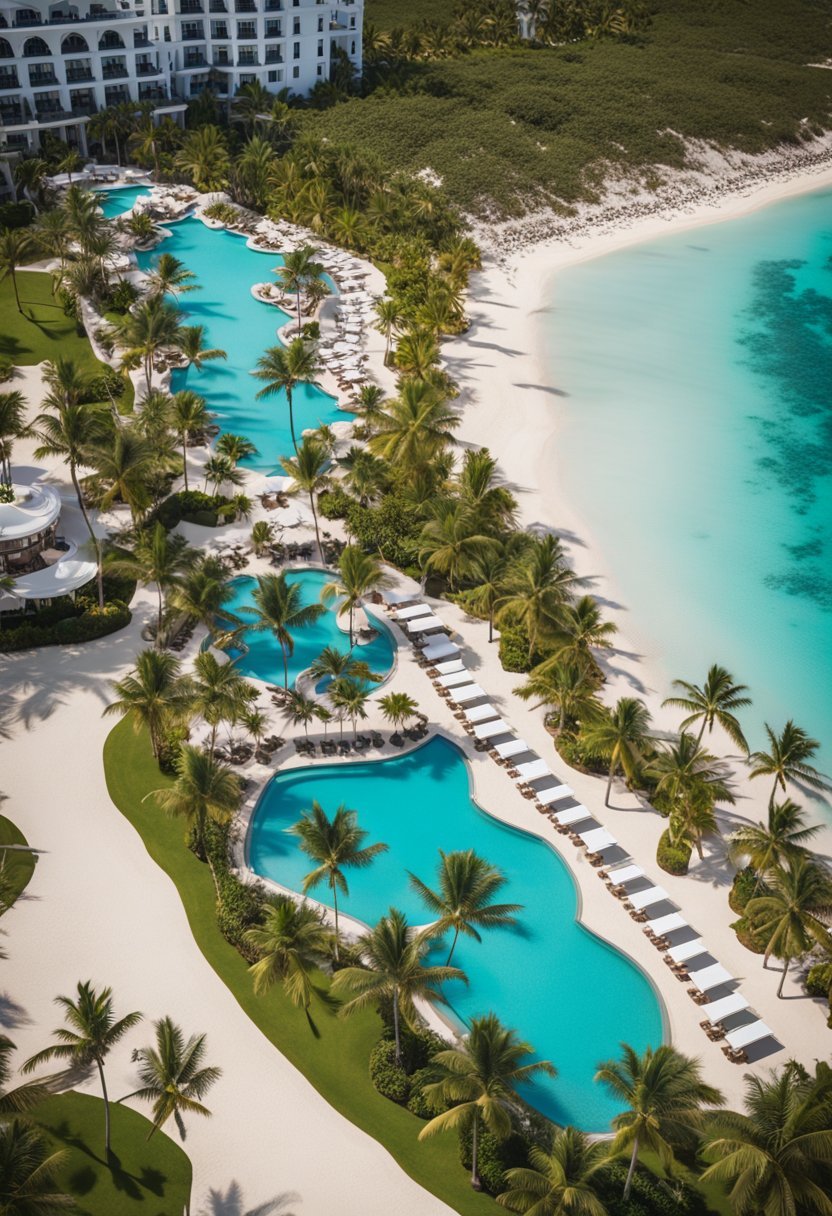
[237,20,256,38]
[316,14,322,30]
[268,68,277,81]
[350,39,355,53]
[316,62,322,76]
[292,63,298,76]
[317,37,322,55]
[349,14,355,27]
[292,39,299,58]
[292,16,299,33]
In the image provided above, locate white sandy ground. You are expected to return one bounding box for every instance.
[2,158,832,1213]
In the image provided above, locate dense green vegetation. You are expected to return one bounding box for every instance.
[0,815,36,908]
[35,1092,192,1216]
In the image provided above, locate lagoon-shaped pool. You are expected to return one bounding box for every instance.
[225,568,395,689]
[248,735,664,1130]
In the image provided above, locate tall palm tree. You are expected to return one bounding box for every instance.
[455,448,518,535]
[307,645,379,688]
[0,391,28,488]
[700,1060,832,1215]
[748,720,832,808]
[0,1120,72,1214]
[175,124,230,191]
[321,545,391,645]
[280,436,329,559]
[34,207,72,292]
[13,157,49,211]
[368,378,459,472]
[409,849,522,964]
[497,1126,611,1216]
[332,907,465,1063]
[169,554,240,642]
[648,732,735,828]
[378,691,419,739]
[83,427,157,523]
[395,329,441,379]
[22,982,142,1156]
[104,649,190,760]
[202,453,244,496]
[249,572,325,689]
[496,534,580,661]
[663,665,751,751]
[122,1016,221,1140]
[595,1043,724,1200]
[374,296,402,365]
[0,228,32,313]
[745,857,832,996]
[178,325,227,377]
[418,502,498,590]
[279,689,320,740]
[338,445,388,505]
[420,1013,556,1190]
[328,676,370,743]
[729,799,821,878]
[540,596,617,671]
[514,658,602,733]
[107,298,185,395]
[276,245,325,336]
[580,698,653,807]
[150,744,240,874]
[0,1037,52,1123]
[290,802,388,960]
[244,898,332,1009]
[215,432,257,466]
[465,549,512,644]
[187,650,256,758]
[106,522,194,646]
[668,782,722,862]
[146,252,198,300]
[253,338,321,456]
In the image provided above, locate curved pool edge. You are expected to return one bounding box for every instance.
[234,728,670,1127]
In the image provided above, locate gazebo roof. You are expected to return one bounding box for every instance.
[0,483,62,542]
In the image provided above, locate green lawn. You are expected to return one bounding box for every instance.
[0,271,133,411]
[35,1092,192,1216]
[366,0,448,30]
[103,718,496,1216]
[0,813,37,906]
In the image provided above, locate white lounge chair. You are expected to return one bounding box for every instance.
[407,615,445,634]
[687,963,733,993]
[579,827,617,853]
[463,703,499,724]
[421,641,459,663]
[437,670,473,689]
[493,738,530,759]
[535,783,574,805]
[666,938,707,966]
[607,864,644,886]
[472,718,511,740]
[645,912,687,936]
[433,659,465,676]
[724,1020,774,1052]
[700,993,749,1025]
[513,759,551,782]
[452,684,487,704]
[394,603,432,620]
[627,885,670,911]
[553,805,592,827]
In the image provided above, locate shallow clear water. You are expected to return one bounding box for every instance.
[225,568,395,689]
[98,188,341,468]
[543,187,832,783]
[249,734,664,1130]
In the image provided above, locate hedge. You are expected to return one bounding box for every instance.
[369,1039,411,1103]
[728,866,759,913]
[498,627,532,673]
[152,489,230,530]
[0,600,131,652]
[656,829,691,876]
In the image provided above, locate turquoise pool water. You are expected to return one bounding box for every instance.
[97,184,150,215]
[225,568,395,689]
[98,187,341,468]
[249,735,663,1130]
[542,186,832,784]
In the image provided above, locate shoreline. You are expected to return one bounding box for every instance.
[444,154,832,849]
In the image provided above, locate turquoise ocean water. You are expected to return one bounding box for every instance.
[541,187,832,782]
[98,188,341,467]
[249,735,664,1130]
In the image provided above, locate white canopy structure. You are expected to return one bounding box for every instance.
[700,993,750,1024]
[666,939,707,966]
[553,805,591,826]
[437,670,473,688]
[513,759,551,782]
[535,783,574,805]
[2,557,97,602]
[579,827,617,853]
[645,912,687,937]
[627,885,671,911]
[472,718,512,740]
[433,658,465,676]
[394,603,432,621]
[407,614,445,634]
[494,738,530,760]
[462,703,499,724]
[687,963,734,993]
[421,640,459,663]
[451,684,487,704]
[724,1020,773,1051]
[607,864,644,886]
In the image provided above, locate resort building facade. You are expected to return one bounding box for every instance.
[0,0,363,157]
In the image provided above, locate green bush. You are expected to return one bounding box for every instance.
[729,866,759,913]
[152,489,228,530]
[498,627,532,673]
[806,961,832,999]
[406,1066,445,1119]
[554,730,610,777]
[0,600,130,652]
[656,829,691,876]
[458,1126,530,1197]
[80,366,127,405]
[597,1160,711,1216]
[105,280,140,314]
[318,486,354,519]
[157,723,190,776]
[0,356,15,382]
[0,200,34,230]
[204,820,266,959]
[368,1039,411,1104]
[731,916,768,955]
[345,493,420,569]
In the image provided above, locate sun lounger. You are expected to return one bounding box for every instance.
[513,759,551,782]
[407,615,445,634]
[384,589,421,606]
[627,885,670,912]
[535,783,574,805]
[472,718,511,740]
[463,703,499,724]
[579,827,617,853]
[606,864,644,887]
[394,603,432,620]
[724,1020,774,1052]
[437,670,473,688]
[421,641,459,663]
[645,912,687,937]
[553,805,592,827]
[700,993,750,1025]
[433,659,465,676]
[687,963,733,993]
[494,738,531,760]
[666,939,707,966]
[451,684,487,704]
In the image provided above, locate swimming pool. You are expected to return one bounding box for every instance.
[225,568,395,689]
[248,735,664,1130]
[97,187,342,467]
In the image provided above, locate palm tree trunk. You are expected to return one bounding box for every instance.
[280,639,289,689]
[446,925,459,966]
[332,884,340,962]
[145,352,153,396]
[69,462,104,608]
[487,610,493,644]
[296,290,302,337]
[470,1110,481,1190]
[392,988,402,1065]
[605,763,615,807]
[182,438,189,491]
[778,957,790,997]
[10,266,21,313]
[309,490,322,561]
[156,583,164,649]
[770,774,782,808]
[697,717,707,745]
[96,1056,112,1155]
[348,602,355,648]
[623,1134,639,1199]
[287,386,298,455]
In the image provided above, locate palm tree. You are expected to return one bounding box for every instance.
[497,1126,611,1216]
[354,384,388,438]
[0,1120,72,1214]
[83,427,157,522]
[368,379,459,472]
[277,245,325,336]
[107,522,194,646]
[169,555,239,642]
[409,849,522,964]
[514,658,603,733]
[244,898,332,1009]
[290,802,388,960]
[202,453,244,496]
[249,572,325,688]
[541,596,617,671]
[150,744,240,874]
[0,391,28,487]
[0,1037,52,1123]
[321,545,391,645]
[496,534,580,661]
[22,982,142,1156]
[13,157,49,211]
[307,645,379,687]
[456,448,518,534]
[338,446,388,505]
[729,799,821,879]
[33,207,72,291]
[748,720,832,807]
[215,432,257,466]
[668,783,722,862]
[374,296,402,365]
[187,649,256,758]
[175,124,230,191]
[663,665,751,751]
[745,857,832,996]
[332,907,465,1063]
[420,1013,556,1190]
[280,436,328,559]
[581,698,653,807]
[378,691,419,741]
[595,1043,724,1201]
[178,325,227,375]
[107,298,185,395]
[648,734,734,854]
[395,329,441,379]
[170,391,209,491]
[104,649,190,760]
[122,1016,221,1140]
[418,502,497,590]
[328,676,370,743]
[57,148,83,184]
[146,252,198,300]
[700,1060,832,1215]
[253,338,321,456]
[0,228,32,313]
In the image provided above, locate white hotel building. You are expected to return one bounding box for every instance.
[0,0,362,155]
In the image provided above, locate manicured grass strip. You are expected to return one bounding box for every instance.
[36,1091,192,1216]
[103,719,495,1216]
[0,813,37,906]
[0,272,133,411]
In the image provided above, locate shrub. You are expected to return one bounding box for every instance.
[0,356,15,382]
[597,1160,711,1216]
[656,829,691,876]
[731,916,767,955]
[345,493,420,569]
[0,600,131,652]
[405,1066,444,1119]
[806,961,832,999]
[0,200,34,230]
[0,484,14,504]
[152,489,228,530]
[204,819,266,958]
[318,486,354,519]
[729,866,759,913]
[81,367,127,406]
[458,1126,530,1197]
[554,730,610,777]
[157,723,189,776]
[105,279,139,314]
[368,1039,410,1103]
[498,627,532,673]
